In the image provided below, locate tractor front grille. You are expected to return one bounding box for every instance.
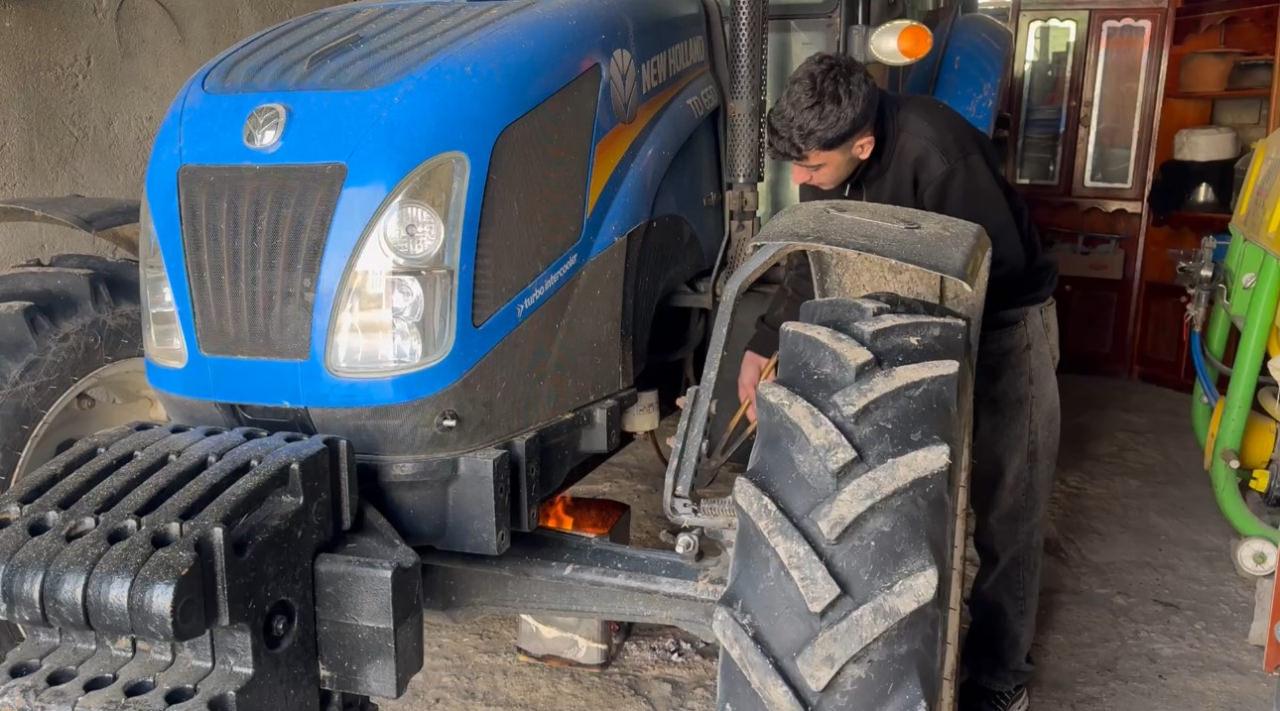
[178,164,345,360]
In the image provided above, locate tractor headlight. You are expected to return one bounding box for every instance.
[381,200,446,263]
[139,196,188,368]
[327,153,468,376]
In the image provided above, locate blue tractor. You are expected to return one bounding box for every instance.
[0,0,1009,708]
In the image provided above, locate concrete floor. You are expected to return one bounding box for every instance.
[382,375,1274,710]
[1032,376,1271,710]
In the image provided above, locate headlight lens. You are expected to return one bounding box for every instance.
[328,153,468,375]
[139,196,188,368]
[382,200,446,263]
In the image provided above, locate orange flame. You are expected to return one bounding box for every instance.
[538,495,627,537]
[540,495,577,531]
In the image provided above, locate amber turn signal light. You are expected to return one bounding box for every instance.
[869,20,934,66]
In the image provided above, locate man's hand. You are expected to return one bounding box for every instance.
[737,350,774,423]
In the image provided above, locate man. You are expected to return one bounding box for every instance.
[737,52,1061,711]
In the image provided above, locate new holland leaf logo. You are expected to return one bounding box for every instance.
[609,48,638,124]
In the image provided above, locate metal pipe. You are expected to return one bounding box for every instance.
[1208,256,1280,543]
[726,0,767,187]
[1200,341,1278,387]
[419,530,723,640]
[718,0,769,291]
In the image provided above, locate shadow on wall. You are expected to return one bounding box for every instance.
[0,0,349,265]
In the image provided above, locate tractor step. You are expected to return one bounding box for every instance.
[0,423,421,710]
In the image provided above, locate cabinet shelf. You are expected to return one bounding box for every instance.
[1165,88,1272,100]
[1156,211,1233,231]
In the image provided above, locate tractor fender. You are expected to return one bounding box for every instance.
[665,199,991,525]
[751,199,990,298]
[0,196,140,256]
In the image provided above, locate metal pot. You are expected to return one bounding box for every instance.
[1185,180,1224,212]
[1228,58,1274,90]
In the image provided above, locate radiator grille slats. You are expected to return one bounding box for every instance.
[179,165,345,360]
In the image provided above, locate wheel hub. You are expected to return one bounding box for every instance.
[14,358,165,481]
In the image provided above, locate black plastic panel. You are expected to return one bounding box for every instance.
[471,68,601,325]
[179,164,345,360]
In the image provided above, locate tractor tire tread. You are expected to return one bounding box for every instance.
[0,255,142,487]
[716,295,963,711]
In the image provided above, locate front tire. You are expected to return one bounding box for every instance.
[715,296,968,710]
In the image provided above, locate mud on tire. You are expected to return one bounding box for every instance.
[715,296,967,710]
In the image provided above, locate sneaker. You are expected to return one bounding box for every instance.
[958,682,1030,711]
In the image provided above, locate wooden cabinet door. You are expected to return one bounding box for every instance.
[1072,10,1166,201]
[1055,273,1132,376]
[1009,10,1092,195]
[1133,282,1194,391]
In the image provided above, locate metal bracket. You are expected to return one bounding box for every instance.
[420,529,725,641]
[316,505,424,699]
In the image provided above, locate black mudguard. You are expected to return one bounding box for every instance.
[0,196,140,256]
[666,199,991,526]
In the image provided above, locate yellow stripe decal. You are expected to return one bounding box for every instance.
[588,66,710,215]
[1238,144,1266,220]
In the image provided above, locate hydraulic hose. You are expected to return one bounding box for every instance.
[1193,303,1231,449]
[1200,346,1279,386]
[1190,331,1220,408]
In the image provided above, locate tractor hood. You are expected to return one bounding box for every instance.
[202,2,535,96]
[142,0,717,408]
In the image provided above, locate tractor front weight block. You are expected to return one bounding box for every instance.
[0,423,422,710]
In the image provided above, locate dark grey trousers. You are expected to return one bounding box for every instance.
[962,297,1062,691]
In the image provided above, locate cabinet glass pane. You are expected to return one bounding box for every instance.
[1016,18,1080,185]
[1083,18,1153,189]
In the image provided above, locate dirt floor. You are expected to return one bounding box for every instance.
[381,375,1274,710]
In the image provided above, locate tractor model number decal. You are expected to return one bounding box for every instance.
[686,84,719,120]
[516,252,580,319]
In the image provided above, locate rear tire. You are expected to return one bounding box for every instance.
[0,254,150,486]
[0,254,148,656]
[715,296,967,710]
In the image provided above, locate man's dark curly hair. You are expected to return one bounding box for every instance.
[766,53,880,161]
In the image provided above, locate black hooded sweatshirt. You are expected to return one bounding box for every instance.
[747,90,1058,356]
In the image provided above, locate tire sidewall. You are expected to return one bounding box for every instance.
[0,310,142,490]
